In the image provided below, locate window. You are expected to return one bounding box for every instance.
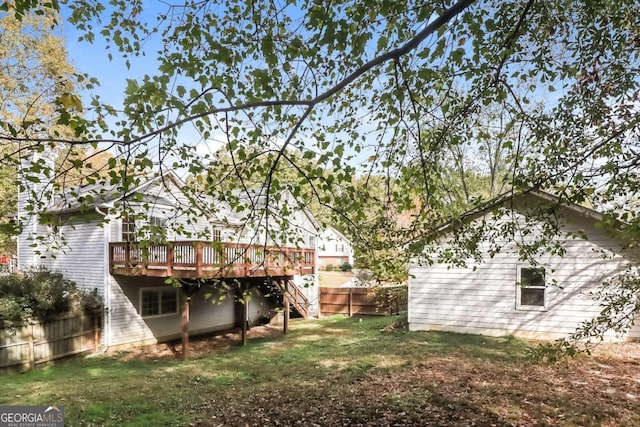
[308,235,315,247]
[212,229,222,242]
[122,215,136,241]
[140,288,179,317]
[517,267,546,308]
[149,216,165,242]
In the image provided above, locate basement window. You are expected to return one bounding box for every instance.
[140,287,179,317]
[516,266,546,309]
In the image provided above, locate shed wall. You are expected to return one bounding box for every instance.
[409,209,636,341]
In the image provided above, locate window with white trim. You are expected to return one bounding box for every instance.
[212,228,222,241]
[122,215,136,241]
[517,267,546,308]
[140,287,179,317]
[149,216,165,242]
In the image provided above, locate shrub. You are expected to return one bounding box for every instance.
[325,264,334,271]
[0,269,102,328]
[340,262,353,272]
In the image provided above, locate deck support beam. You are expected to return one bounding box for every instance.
[181,296,191,360]
[283,280,290,334]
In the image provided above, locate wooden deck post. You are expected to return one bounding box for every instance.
[283,280,289,334]
[220,244,226,275]
[108,244,113,273]
[242,295,248,346]
[195,242,203,277]
[124,241,131,268]
[182,296,191,360]
[166,244,174,276]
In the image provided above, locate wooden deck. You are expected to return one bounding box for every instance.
[109,241,315,279]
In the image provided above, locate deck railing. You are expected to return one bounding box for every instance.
[109,241,315,279]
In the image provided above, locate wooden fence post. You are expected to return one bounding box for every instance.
[93,313,100,351]
[348,288,353,317]
[28,323,35,370]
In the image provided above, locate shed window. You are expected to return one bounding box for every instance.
[517,267,546,308]
[140,287,179,317]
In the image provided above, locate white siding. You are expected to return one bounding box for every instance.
[115,178,227,241]
[108,276,156,346]
[46,215,106,294]
[629,322,640,340]
[109,276,234,345]
[234,193,318,249]
[16,217,46,271]
[318,227,354,264]
[16,152,54,272]
[17,172,320,347]
[18,212,107,295]
[187,291,236,337]
[409,204,637,341]
[108,276,276,345]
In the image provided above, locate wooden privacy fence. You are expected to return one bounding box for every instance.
[0,314,101,373]
[320,286,407,316]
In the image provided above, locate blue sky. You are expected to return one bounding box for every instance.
[56,2,564,179]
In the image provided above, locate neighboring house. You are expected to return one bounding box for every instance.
[317,226,354,269]
[17,154,319,349]
[409,190,640,341]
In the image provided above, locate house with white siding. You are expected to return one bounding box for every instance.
[317,226,354,269]
[17,153,319,349]
[409,190,640,341]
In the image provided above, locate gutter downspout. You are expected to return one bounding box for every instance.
[95,206,111,349]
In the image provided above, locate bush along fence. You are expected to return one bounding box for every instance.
[0,269,103,373]
[320,286,407,316]
[0,313,102,373]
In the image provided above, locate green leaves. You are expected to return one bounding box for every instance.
[55,93,83,111]
[3,0,640,347]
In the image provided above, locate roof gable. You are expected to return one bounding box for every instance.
[437,189,608,235]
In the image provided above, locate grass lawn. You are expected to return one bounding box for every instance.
[1,316,639,426]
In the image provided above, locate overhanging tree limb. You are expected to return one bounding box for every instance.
[4,0,476,147]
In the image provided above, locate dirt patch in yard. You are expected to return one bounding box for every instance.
[109,324,284,361]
